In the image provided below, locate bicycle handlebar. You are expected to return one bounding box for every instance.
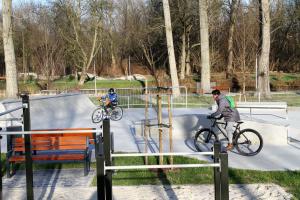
[207,115,223,120]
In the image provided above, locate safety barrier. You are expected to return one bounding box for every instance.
[236,101,288,120]
[95,119,229,200]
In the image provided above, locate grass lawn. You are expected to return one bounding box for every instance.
[51,79,146,90]
[1,154,299,199]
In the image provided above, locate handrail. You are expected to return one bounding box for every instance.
[0,117,22,121]
[0,129,101,135]
[0,105,25,117]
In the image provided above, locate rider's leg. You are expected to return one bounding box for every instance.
[225,121,235,150]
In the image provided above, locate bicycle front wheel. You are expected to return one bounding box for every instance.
[110,106,123,121]
[235,129,263,156]
[91,107,104,123]
[194,128,218,152]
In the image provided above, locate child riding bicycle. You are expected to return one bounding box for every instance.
[99,88,118,113]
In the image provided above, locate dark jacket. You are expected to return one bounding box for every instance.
[211,94,240,122]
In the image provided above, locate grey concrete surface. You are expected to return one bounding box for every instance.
[112,107,300,171]
[0,93,99,152]
[1,94,300,171]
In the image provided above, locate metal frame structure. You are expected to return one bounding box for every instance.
[96,119,229,200]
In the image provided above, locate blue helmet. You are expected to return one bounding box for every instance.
[108,88,115,94]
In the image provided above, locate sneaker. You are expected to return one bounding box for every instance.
[226,143,234,151]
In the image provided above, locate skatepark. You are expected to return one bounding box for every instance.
[1,93,300,170]
[0,93,299,199]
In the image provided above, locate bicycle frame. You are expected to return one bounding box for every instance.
[208,118,241,142]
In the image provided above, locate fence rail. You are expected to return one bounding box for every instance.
[96,119,229,200]
[38,88,300,108]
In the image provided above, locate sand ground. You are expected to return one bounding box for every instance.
[3,184,293,200]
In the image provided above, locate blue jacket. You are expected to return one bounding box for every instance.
[107,93,118,102]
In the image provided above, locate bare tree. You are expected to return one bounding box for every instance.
[2,0,18,98]
[258,0,271,97]
[162,0,180,96]
[199,0,211,93]
[55,0,103,85]
[226,0,240,78]
[108,0,118,72]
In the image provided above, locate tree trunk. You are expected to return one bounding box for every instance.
[78,65,87,85]
[2,0,18,98]
[162,0,180,96]
[258,0,271,98]
[22,30,27,83]
[226,0,240,79]
[109,1,117,72]
[179,27,186,80]
[199,0,211,93]
[186,26,192,76]
[111,43,117,71]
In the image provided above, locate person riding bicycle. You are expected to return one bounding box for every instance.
[208,89,240,150]
[100,88,118,113]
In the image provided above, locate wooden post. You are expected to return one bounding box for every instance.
[168,95,173,165]
[157,95,163,165]
[144,93,149,165]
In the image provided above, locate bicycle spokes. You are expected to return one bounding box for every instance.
[235,129,263,156]
[194,129,217,152]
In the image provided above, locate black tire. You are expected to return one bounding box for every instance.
[110,106,123,121]
[91,107,104,123]
[234,129,263,156]
[194,128,218,152]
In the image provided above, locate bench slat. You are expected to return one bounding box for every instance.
[12,136,88,152]
[9,154,86,162]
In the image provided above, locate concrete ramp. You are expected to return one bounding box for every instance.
[0,93,97,152]
[114,108,300,171]
[0,93,97,129]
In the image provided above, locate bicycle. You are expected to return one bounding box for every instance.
[194,116,263,156]
[91,98,123,123]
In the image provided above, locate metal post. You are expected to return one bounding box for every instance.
[127,96,130,109]
[213,142,221,200]
[185,86,187,108]
[220,152,229,200]
[94,61,97,96]
[21,93,34,200]
[103,119,112,200]
[0,135,2,200]
[95,133,106,200]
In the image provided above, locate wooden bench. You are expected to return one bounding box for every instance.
[236,101,288,119]
[6,128,95,178]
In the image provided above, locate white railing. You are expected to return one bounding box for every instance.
[40,86,189,108]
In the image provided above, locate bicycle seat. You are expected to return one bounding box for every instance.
[236,121,244,124]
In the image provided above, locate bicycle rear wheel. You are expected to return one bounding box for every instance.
[194,128,218,152]
[91,107,104,123]
[234,129,263,156]
[110,106,123,121]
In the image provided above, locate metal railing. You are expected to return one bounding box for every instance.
[95,119,229,200]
